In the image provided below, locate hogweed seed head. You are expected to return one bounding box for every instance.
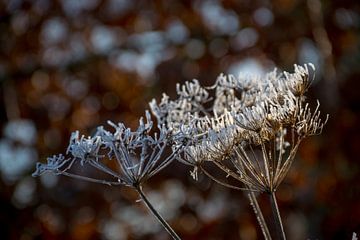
[34,63,327,194]
[32,154,69,177]
[33,111,183,187]
[151,63,327,192]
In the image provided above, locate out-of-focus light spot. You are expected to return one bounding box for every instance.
[334,8,360,29]
[35,205,66,234]
[102,92,120,110]
[4,119,37,145]
[231,28,258,50]
[112,31,170,78]
[239,223,257,240]
[182,61,200,79]
[44,128,62,150]
[0,140,37,183]
[112,204,140,225]
[42,94,71,121]
[113,50,138,72]
[186,188,204,207]
[156,180,185,220]
[11,11,29,35]
[147,190,169,217]
[228,58,265,76]
[91,26,117,53]
[42,47,70,66]
[82,96,101,114]
[73,206,95,225]
[12,177,36,208]
[40,172,59,188]
[103,0,133,18]
[64,78,89,100]
[277,184,294,202]
[253,7,274,27]
[279,42,296,64]
[33,0,51,16]
[286,212,307,240]
[6,0,22,12]
[71,107,99,128]
[41,17,68,45]
[100,219,127,240]
[128,31,166,53]
[196,189,227,222]
[209,38,229,58]
[136,53,157,79]
[70,33,87,60]
[163,180,186,208]
[166,20,189,44]
[298,38,322,82]
[185,39,205,59]
[198,0,239,35]
[134,13,154,32]
[61,0,100,16]
[131,212,161,236]
[179,213,199,234]
[112,204,159,236]
[113,49,168,79]
[31,70,50,91]
[71,207,96,240]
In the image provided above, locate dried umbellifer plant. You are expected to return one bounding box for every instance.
[34,63,328,240]
[33,111,184,239]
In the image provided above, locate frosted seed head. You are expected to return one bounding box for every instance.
[32,154,67,177]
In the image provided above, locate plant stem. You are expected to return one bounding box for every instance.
[248,192,272,240]
[269,191,286,240]
[136,186,181,240]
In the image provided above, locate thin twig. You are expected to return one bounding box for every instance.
[247,191,272,240]
[269,191,286,240]
[201,166,258,191]
[135,185,181,240]
[59,171,124,186]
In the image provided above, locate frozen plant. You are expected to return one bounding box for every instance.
[34,63,328,240]
[150,63,328,239]
[33,111,184,239]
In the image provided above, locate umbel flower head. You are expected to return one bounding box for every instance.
[34,63,327,194]
[33,111,183,187]
[150,63,328,193]
[32,63,328,240]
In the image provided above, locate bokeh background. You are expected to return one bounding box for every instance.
[0,0,359,239]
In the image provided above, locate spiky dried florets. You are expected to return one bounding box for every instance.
[151,63,327,192]
[33,111,183,187]
[35,63,327,193]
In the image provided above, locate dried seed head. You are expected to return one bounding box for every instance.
[35,63,327,194]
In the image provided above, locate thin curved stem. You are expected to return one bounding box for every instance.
[247,191,272,240]
[269,191,286,240]
[200,165,270,239]
[59,171,124,186]
[201,166,259,192]
[135,185,181,240]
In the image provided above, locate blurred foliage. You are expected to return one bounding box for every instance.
[0,0,359,239]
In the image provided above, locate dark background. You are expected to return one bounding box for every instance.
[0,0,359,239]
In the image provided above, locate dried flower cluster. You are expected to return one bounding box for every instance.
[33,110,184,188]
[150,63,328,192]
[33,63,328,240]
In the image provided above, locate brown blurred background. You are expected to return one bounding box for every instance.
[0,0,359,239]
